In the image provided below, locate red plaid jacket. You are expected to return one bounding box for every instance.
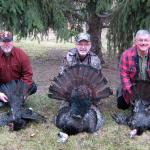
[119,46,150,104]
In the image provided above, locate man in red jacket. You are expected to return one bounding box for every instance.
[117,29,150,109]
[0,31,37,105]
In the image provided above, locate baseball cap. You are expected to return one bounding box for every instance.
[0,31,13,42]
[75,33,91,43]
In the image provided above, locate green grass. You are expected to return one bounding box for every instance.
[0,94,150,150]
[0,40,149,150]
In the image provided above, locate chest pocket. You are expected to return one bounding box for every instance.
[0,64,19,79]
[11,63,21,73]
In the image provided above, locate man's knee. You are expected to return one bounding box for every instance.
[116,86,130,110]
[28,82,37,95]
[117,96,130,110]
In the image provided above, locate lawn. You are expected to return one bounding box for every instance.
[0,40,149,150]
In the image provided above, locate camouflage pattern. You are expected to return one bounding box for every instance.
[59,48,101,74]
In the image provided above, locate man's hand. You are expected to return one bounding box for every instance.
[0,92,8,102]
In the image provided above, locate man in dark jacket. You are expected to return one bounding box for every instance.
[58,33,102,109]
[59,32,101,74]
[117,29,150,109]
[0,31,37,105]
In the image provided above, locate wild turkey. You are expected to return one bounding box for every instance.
[112,80,150,137]
[0,80,46,131]
[48,64,112,140]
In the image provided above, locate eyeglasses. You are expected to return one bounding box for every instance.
[137,39,150,42]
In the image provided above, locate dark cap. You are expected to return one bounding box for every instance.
[0,31,13,42]
[75,33,90,43]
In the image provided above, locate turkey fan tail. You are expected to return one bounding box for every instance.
[18,80,29,96]
[0,83,11,97]
[0,81,19,98]
[0,80,29,124]
[87,71,112,101]
[94,87,113,100]
[74,65,112,100]
[48,64,112,102]
[0,80,29,98]
[48,65,84,101]
[84,66,100,84]
[48,74,72,101]
[9,80,28,105]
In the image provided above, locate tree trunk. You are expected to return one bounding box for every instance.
[88,15,105,64]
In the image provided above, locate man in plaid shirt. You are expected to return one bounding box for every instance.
[117,30,150,109]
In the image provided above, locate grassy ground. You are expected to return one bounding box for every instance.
[15,39,74,60]
[0,40,149,150]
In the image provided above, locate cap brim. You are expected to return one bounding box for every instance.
[77,38,90,42]
[1,38,13,42]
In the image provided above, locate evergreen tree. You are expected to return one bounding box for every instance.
[1,1,149,59]
[0,0,112,62]
[108,0,150,56]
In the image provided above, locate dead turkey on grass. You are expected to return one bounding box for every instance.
[0,80,46,131]
[112,80,150,138]
[48,64,112,142]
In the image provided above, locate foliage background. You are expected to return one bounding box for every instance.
[0,0,150,57]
